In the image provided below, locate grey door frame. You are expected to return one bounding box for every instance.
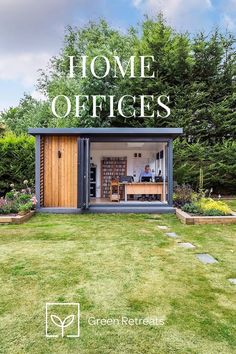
[78,137,90,209]
[84,136,174,207]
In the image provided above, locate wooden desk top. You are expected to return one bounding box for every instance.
[119,182,165,185]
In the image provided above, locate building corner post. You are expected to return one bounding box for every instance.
[168,139,173,206]
[35,135,41,210]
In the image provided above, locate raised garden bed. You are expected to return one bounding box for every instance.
[0,211,35,224]
[176,208,236,225]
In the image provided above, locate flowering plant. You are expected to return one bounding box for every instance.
[0,182,36,215]
[182,197,232,216]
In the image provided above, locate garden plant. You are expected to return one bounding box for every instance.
[0,181,36,215]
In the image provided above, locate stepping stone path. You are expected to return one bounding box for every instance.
[165,232,178,238]
[196,253,218,264]
[178,242,196,249]
[155,224,233,284]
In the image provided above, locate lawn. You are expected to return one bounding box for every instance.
[226,199,236,212]
[0,213,235,354]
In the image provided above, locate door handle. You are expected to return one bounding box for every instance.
[58,150,62,158]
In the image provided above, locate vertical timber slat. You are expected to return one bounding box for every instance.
[40,137,44,206]
[43,135,78,207]
[35,135,41,209]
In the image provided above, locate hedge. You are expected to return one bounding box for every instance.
[0,133,35,196]
[174,139,236,194]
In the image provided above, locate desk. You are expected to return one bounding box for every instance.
[120,182,167,202]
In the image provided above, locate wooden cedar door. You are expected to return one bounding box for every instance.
[43,136,78,207]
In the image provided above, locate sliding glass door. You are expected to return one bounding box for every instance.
[78,137,173,208]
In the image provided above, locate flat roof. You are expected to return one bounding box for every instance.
[28,127,183,137]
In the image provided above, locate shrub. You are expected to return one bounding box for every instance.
[17,193,32,203]
[182,197,232,216]
[202,209,226,216]
[8,201,19,214]
[5,191,15,200]
[0,202,12,214]
[182,202,200,214]
[173,184,197,207]
[0,197,10,214]
[196,198,232,216]
[0,198,19,214]
[18,201,33,215]
[0,133,35,196]
[0,183,35,215]
[0,197,6,208]
[174,139,236,194]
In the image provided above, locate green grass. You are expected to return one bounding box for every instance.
[0,213,235,354]
[225,199,236,212]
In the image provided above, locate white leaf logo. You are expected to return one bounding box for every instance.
[63,315,75,328]
[51,314,75,337]
[51,315,63,327]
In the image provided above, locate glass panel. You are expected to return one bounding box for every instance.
[90,141,169,205]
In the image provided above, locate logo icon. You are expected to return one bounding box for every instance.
[46,303,80,338]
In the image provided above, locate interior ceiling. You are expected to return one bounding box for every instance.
[91,142,166,151]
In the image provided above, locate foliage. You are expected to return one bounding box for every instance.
[0,122,5,135]
[173,184,197,207]
[225,199,236,211]
[1,17,235,137]
[182,202,200,214]
[0,95,52,136]
[182,197,232,216]
[0,183,35,215]
[0,17,235,193]
[17,193,32,203]
[0,133,35,196]
[18,201,33,215]
[174,139,236,194]
[199,167,204,195]
[196,197,232,216]
[5,191,15,200]
[0,197,11,214]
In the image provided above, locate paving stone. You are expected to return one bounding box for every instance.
[165,232,178,238]
[178,242,196,249]
[196,253,218,264]
[228,278,236,285]
[157,226,168,230]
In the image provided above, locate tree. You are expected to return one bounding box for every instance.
[38,20,138,127]
[0,95,52,135]
[1,17,235,193]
